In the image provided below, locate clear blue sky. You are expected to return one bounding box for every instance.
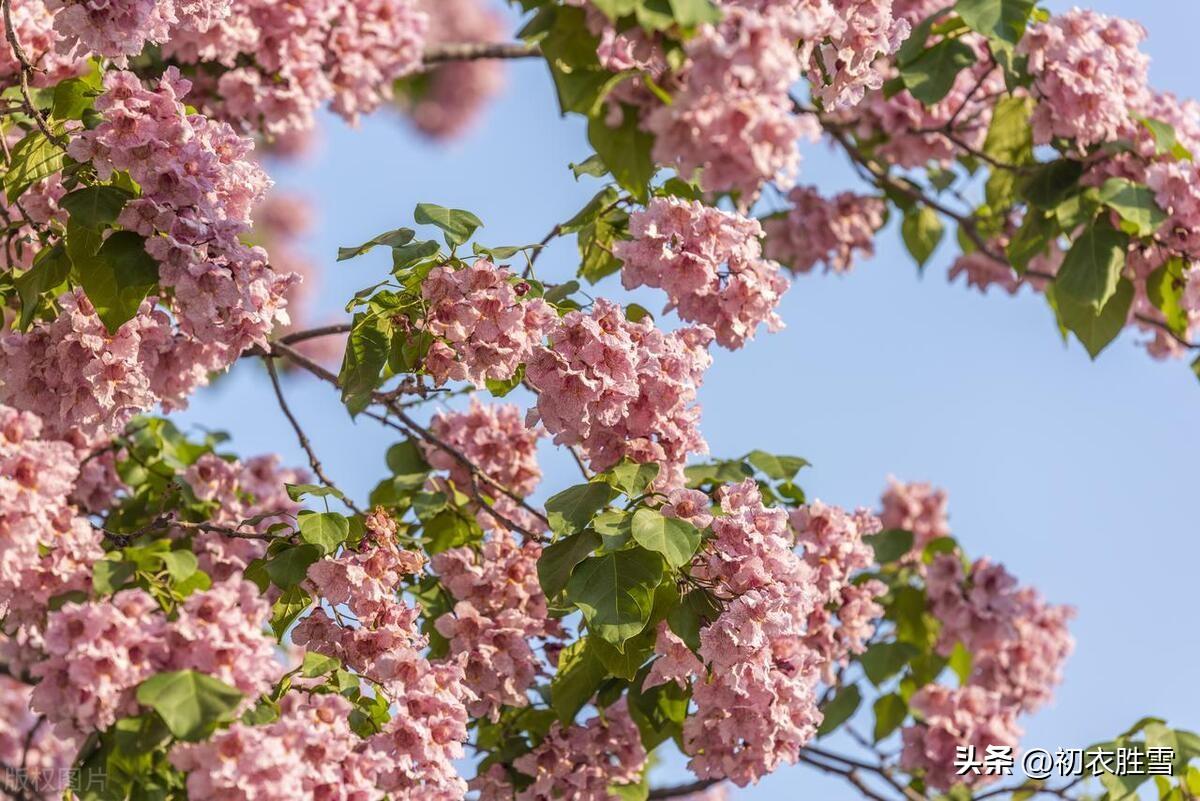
[177,2,1200,796]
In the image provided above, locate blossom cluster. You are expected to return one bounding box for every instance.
[763,185,886,274]
[878,476,951,558]
[161,0,428,139]
[0,675,75,798]
[45,0,231,62]
[0,0,87,89]
[0,404,102,627]
[403,0,507,139]
[526,298,712,487]
[792,501,887,680]
[900,684,1022,791]
[474,700,646,801]
[171,692,392,801]
[3,68,294,439]
[925,553,1074,713]
[182,452,307,580]
[30,580,279,741]
[615,197,790,349]
[420,260,556,387]
[432,529,558,720]
[293,510,472,798]
[684,479,823,786]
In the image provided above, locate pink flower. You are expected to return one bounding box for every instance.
[420,261,556,387]
[900,685,1022,791]
[526,299,712,487]
[616,197,790,350]
[764,186,885,273]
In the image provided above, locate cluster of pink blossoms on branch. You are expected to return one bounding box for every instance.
[526,298,713,487]
[615,197,790,350]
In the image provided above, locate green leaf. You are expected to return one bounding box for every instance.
[1055,216,1129,313]
[298,511,350,554]
[4,130,64,202]
[628,674,689,749]
[566,548,665,648]
[93,558,135,596]
[550,639,607,724]
[271,586,311,639]
[865,528,915,563]
[75,231,161,333]
[339,315,390,415]
[746,450,810,481]
[15,243,71,329]
[1054,276,1135,359]
[589,631,653,680]
[667,0,721,26]
[1022,159,1084,209]
[1140,118,1193,161]
[160,550,198,583]
[545,482,617,536]
[538,529,602,598]
[570,154,608,179]
[136,671,243,742]
[982,96,1034,207]
[630,508,700,568]
[300,651,340,678]
[540,7,613,116]
[414,203,483,247]
[265,544,322,589]
[901,206,945,268]
[1097,178,1167,237]
[817,685,862,737]
[861,642,918,685]
[337,228,415,261]
[667,589,720,652]
[391,239,442,272]
[1007,211,1056,274]
[485,363,525,398]
[424,510,479,553]
[603,460,661,497]
[873,694,908,742]
[948,642,973,683]
[954,0,1035,45]
[52,77,97,120]
[900,38,977,105]
[587,108,654,202]
[285,482,346,503]
[1147,258,1189,335]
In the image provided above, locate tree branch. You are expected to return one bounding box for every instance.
[421,42,540,66]
[264,355,363,515]
[648,779,719,799]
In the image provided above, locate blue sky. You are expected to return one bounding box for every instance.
[177,2,1200,796]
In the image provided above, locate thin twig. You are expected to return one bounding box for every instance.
[647,779,719,799]
[264,356,363,514]
[421,42,540,66]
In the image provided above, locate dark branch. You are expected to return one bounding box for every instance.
[422,42,540,66]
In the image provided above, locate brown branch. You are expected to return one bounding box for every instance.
[421,42,540,66]
[1,0,66,148]
[99,516,289,548]
[264,355,363,515]
[276,323,352,345]
[648,779,719,799]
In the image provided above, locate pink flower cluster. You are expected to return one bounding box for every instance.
[172,692,391,801]
[293,510,472,798]
[420,260,556,387]
[0,404,102,627]
[685,480,823,786]
[802,0,911,110]
[763,185,886,273]
[1017,9,1150,149]
[926,553,1074,714]
[526,298,713,487]
[404,0,507,140]
[182,452,306,580]
[431,530,557,720]
[615,197,790,350]
[425,399,543,497]
[878,477,951,557]
[792,501,887,680]
[0,676,75,798]
[900,685,1022,791]
[474,700,646,801]
[163,0,427,136]
[0,0,87,89]
[45,0,231,61]
[31,580,279,740]
[0,292,200,439]
[645,4,815,196]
